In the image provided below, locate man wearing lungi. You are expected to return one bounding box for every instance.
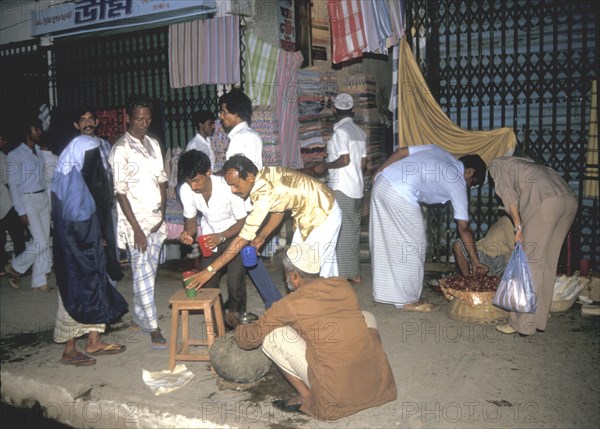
[370,145,487,312]
[110,94,168,349]
[314,93,367,284]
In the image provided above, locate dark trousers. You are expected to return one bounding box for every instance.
[247,260,283,309]
[1,208,26,269]
[200,236,246,313]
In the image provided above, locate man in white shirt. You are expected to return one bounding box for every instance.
[184,110,216,263]
[177,150,248,327]
[4,118,53,292]
[314,93,367,284]
[219,89,263,169]
[217,89,284,314]
[370,145,487,312]
[109,94,168,349]
[184,110,216,168]
[0,133,26,285]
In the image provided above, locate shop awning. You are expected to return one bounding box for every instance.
[32,0,217,38]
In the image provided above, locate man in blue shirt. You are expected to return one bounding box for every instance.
[370,145,487,312]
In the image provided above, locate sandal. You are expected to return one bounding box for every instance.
[9,277,20,289]
[32,285,54,293]
[87,343,126,356]
[60,354,96,366]
[272,399,303,414]
[5,263,20,278]
[401,302,438,312]
[150,329,167,350]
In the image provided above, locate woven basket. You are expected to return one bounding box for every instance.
[440,285,497,307]
[447,298,508,324]
[550,297,577,313]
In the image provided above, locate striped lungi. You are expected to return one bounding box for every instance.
[54,293,105,343]
[261,311,377,386]
[128,230,165,332]
[334,190,362,278]
[370,176,426,308]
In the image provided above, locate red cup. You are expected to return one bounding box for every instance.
[197,235,213,257]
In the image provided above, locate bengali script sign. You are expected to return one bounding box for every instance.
[32,0,217,37]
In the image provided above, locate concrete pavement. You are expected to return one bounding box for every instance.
[1,256,599,428]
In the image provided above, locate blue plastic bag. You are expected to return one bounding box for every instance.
[492,243,537,313]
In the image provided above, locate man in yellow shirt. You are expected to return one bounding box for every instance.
[186,155,342,292]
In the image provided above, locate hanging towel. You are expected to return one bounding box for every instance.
[583,80,598,199]
[169,16,240,88]
[386,0,406,47]
[202,16,241,85]
[388,44,399,151]
[276,50,304,168]
[360,0,392,54]
[245,33,279,105]
[328,0,367,64]
[169,20,204,88]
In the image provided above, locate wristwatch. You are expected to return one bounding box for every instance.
[206,265,214,273]
[219,234,226,243]
[514,225,522,233]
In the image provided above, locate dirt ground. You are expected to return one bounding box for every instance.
[1,257,599,429]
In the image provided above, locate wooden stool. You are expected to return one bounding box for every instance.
[168,288,225,371]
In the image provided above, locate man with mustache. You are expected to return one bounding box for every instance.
[109,94,168,350]
[51,107,127,366]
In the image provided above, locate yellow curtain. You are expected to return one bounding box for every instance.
[397,38,516,165]
[583,80,598,199]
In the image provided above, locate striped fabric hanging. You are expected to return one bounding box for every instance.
[244,33,279,105]
[168,16,240,88]
[276,50,304,168]
[328,0,367,64]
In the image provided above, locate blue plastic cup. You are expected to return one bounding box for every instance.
[241,245,258,268]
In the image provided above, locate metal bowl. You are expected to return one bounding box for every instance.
[237,312,259,324]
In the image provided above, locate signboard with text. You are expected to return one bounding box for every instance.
[32,0,217,37]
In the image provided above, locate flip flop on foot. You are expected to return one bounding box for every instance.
[401,301,438,312]
[149,329,167,350]
[8,277,20,289]
[5,263,20,278]
[87,343,126,356]
[61,354,96,366]
[32,285,54,293]
[272,399,303,413]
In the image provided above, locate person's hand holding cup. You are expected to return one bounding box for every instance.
[197,235,214,258]
[182,270,198,297]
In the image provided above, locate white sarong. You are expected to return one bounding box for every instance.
[370,176,426,307]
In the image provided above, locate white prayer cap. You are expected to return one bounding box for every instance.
[333,93,354,110]
[286,244,320,274]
